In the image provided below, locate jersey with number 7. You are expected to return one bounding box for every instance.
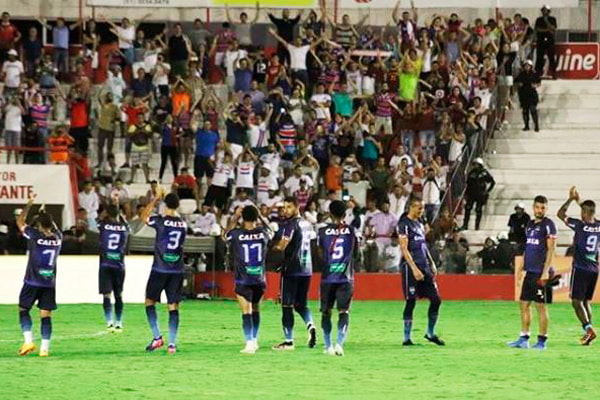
[22,226,63,288]
[147,215,187,274]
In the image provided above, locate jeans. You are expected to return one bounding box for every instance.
[98,128,115,165]
[53,48,69,75]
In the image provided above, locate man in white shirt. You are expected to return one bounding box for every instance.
[389,146,413,175]
[310,82,332,121]
[283,165,314,196]
[2,49,24,90]
[388,183,409,221]
[78,180,100,222]
[4,95,24,163]
[189,204,217,235]
[223,40,247,91]
[259,143,281,180]
[256,164,278,206]
[344,171,370,208]
[422,167,441,224]
[228,189,255,214]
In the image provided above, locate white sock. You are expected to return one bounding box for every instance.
[41,339,50,352]
[23,331,33,344]
[520,332,530,338]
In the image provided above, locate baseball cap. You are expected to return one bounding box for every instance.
[473,157,484,165]
[542,5,551,10]
[14,208,23,216]
[515,202,525,210]
[261,164,271,171]
[7,49,17,56]
[523,59,533,66]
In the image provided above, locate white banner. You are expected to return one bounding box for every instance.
[337,0,578,8]
[0,165,75,228]
[0,256,155,304]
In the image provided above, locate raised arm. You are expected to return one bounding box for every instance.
[17,194,36,232]
[392,0,401,25]
[268,27,288,47]
[557,186,580,223]
[251,2,260,24]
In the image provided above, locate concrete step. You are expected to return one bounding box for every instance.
[506,108,600,125]
[488,185,600,200]
[490,139,600,154]
[490,170,600,186]
[538,80,600,95]
[476,214,572,231]
[498,128,600,139]
[460,229,573,247]
[485,199,573,215]
[537,94,600,109]
[487,154,600,170]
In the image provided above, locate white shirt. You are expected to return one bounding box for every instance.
[287,44,310,70]
[422,177,441,205]
[346,70,362,96]
[152,62,171,86]
[117,26,135,49]
[310,93,331,120]
[389,154,413,174]
[2,60,23,88]
[212,161,233,187]
[248,122,269,148]
[389,192,408,219]
[260,152,281,179]
[189,212,217,235]
[284,175,314,195]
[257,175,278,206]
[224,49,248,77]
[236,161,255,189]
[106,73,127,103]
[362,75,375,96]
[78,190,100,220]
[345,180,370,208]
[229,199,255,214]
[4,104,22,132]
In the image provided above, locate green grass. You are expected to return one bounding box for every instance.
[0,300,598,400]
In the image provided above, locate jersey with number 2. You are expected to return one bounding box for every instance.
[98,221,129,269]
[148,215,187,274]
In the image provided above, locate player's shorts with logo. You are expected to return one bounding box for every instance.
[320,282,354,311]
[99,267,125,295]
[19,283,57,311]
[401,264,439,300]
[570,268,598,301]
[520,271,549,303]
[235,283,265,303]
[145,271,184,303]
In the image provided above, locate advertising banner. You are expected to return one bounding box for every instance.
[555,43,600,80]
[87,0,316,7]
[514,256,600,303]
[336,0,578,9]
[0,165,75,228]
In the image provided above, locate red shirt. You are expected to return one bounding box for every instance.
[266,63,282,89]
[174,174,196,188]
[0,23,17,49]
[70,100,89,128]
[124,105,145,127]
[207,53,224,84]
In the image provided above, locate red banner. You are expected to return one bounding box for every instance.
[555,42,600,80]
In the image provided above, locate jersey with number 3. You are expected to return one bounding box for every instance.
[22,226,63,288]
[566,217,600,273]
[98,221,129,269]
[318,223,357,284]
[148,215,187,274]
[226,227,272,285]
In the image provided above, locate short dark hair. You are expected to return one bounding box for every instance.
[582,200,596,214]
[284,196,298,206]
[107,205,119,219]
[242,205,258,222]
[534,195,548,204]
[164,193,180,210]
[409,196,423,207]
[37,212,54,229]
[329,200,347,219]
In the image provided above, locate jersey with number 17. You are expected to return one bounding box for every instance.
[226,226,272,286]
[98,221,130,269]
[22,226,63,288]
[148,215,187,274]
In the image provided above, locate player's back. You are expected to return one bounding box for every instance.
[397,214,429,269]
[98,220,129,269]
[22,226,63,288]
[148,214,187,273]
[227,226,271,285]
[318,223,357,283]
[280,217,313,276]
[566,217,600,272]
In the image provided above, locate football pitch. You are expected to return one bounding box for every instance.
[0,300,598,400]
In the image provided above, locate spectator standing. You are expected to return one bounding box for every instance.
[507,202,530,254]
[422,167,441,224]
[3,95,24,163]
[158,115,179,182]
[1,48,24,93]
[37,18,81,76]
[0,12,20,63]
[96,92,120,168]
[194,120,220,195]
[167,23,192,79]
[225,2,260,50]
[68,88,91,153]
[534,6,557,78]
[103,15,151,66]
[78,180,100,222]
[366,201,397,271]
[462,158,495,231]
[515,59,541,132]
[127,115,153,184]
[47,125,74,164]
[22,27,42,77]
[345,171,370,208]
[268,8,303,65]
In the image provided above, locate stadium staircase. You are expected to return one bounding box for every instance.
[462,79,600,254]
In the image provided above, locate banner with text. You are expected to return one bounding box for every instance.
[337,0,578,9]
[0,165,75,228]
[555,43,600,80]
[87,0,316,7]
[514,256,600,303]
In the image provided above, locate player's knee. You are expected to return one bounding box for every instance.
[145,298,156,307]
[293,304,306,313]
[338,309,349,315]
[103,293,111,299]
[252,303,260,312]
[430,296,442,308]
[168,303,179,311]
[321,309,332,317]
[40,310,51,318]
[571,299,582,309]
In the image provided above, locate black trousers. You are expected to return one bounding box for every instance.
[535,41,557,76]
[463,194,487,230]
[159,146,179,180]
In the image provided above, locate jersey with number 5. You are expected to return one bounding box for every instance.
[318,223,357,284]
[226,227,272,285]
[98,221,129,269]
[566,217,600,273]
[22,226,63,288]
[148,215,187,274]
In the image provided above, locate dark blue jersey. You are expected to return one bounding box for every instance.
[565,217,600,273]
[147,215,187,274]
[226,226,272,285]
[318,223,357,283]
[279,217,313,277]
[524,217,556,273]
[397,214,431,275]
[98,220,130,269]
[22,226,63,288]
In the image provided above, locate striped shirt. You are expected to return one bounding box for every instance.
[376,93,393,117]
[29,104,50,129]
[236,161,255,189]
[335,25,354,48]
[278,123,297,153]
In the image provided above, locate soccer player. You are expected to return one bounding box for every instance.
[16,194,63,357]
[317,200,358,356]
[398,197,444,346]
[97,198,130,332]
[141,191,187,354]
[272,196,317,350]
[557,186,600,345]
[226,205,273,354]
[508,195,556,349]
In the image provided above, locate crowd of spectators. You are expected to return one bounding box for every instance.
[0,3,550,272]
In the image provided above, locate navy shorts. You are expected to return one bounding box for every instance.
[401,264,439,300]
[520,271,547,303]
[145,271,184,304]
[281,275,311,307]
[99,267,125,295]
[235,283,265,303]
[19,283,57,311]
[570,268,598,301]
[320,282,353,312]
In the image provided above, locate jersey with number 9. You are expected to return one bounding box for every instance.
[22,226,63,288]
[148,215,187,273]
[317,223,357,284]
[566,217,600,273]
